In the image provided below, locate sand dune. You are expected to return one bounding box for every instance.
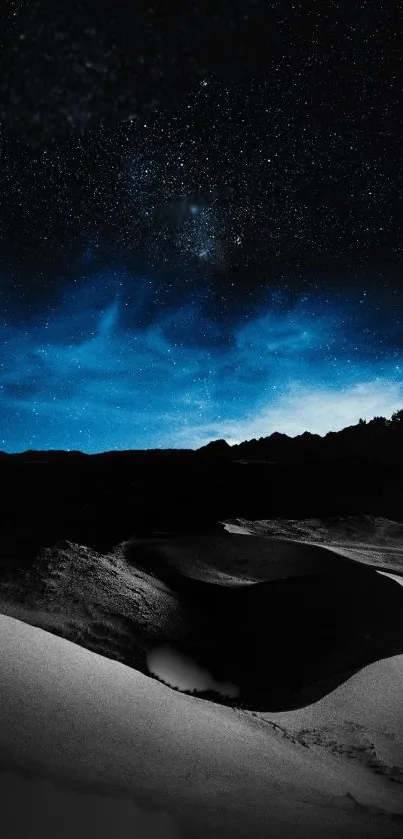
[124,527,357,583]
[1,518,403,714]
[1,515,403,836]
[222,516,403,576]
[0,613,402,838]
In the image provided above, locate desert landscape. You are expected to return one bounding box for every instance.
[3,2,403,834]
[0,436,403,837]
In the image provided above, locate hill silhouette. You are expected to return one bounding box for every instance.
[0,410,402,565]
[199,409,403,463]
[1,408,402,463]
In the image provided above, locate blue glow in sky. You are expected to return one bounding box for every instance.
[1,272,402,452]
[3,4,403,454]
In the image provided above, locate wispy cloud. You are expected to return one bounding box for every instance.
[178,380,403,448]
[1,278,402,451]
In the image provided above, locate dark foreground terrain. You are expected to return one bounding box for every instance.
[2,422,403,559]
[1,431,403,837]
[1,433,403,711]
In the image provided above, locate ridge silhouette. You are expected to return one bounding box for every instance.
[1,408,402,461]
[1,409,402,560]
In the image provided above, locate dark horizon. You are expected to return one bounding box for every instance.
[2,407,402,456]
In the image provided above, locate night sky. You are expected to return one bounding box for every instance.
[1,1,402,452]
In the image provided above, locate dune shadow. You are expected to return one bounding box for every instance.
[123,535,403,711]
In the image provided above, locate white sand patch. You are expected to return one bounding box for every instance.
[147,644,239,697]
[221,521,254,535]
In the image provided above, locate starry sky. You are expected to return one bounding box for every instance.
[1,0,402,452]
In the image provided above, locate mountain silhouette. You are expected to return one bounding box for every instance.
[1,410,402,564]
[226,410,403,463]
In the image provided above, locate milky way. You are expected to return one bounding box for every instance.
[1,2,402,452]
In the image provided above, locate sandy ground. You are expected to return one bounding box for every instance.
[0,613,402,839]
[222,515,403,576]
[1,514,403,836]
